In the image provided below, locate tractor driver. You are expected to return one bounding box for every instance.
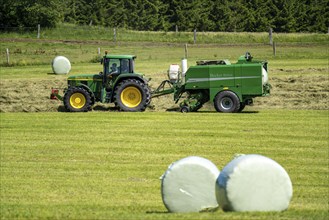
[107,63,119,81]
[110,63,118,74]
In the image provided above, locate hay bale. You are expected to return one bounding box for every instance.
[52,56,71,74]
[216,154,293,212]
[161,156,220,213]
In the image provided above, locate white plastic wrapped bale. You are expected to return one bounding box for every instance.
[216,154,293,212]
[161,156,220,213]
[52,56,71,74]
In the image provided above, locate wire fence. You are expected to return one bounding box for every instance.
[1,25,328,67]
[2,24,328,44]
[0,25,295,44]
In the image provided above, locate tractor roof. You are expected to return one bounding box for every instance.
[104,54,136,59]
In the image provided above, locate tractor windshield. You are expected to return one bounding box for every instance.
[104,58,133,75]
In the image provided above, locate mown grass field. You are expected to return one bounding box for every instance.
[0,29,328,219]
[0,110,328,219]
[0,41,328,112]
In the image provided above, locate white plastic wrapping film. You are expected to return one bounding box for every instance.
[52,56,71,74]
[216,154,293,212]
[161,156,220,213]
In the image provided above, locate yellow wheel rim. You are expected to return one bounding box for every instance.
[69,92,86,109]
[121,86,142,108]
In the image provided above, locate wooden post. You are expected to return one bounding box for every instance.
[37,24,40,39]
[184,44,188,59]
[175,25,178,34]
[98,48,101,56]
[6,48,9,65]
[269,28,273,45]
[273,42,276,56]
[113,28,117,43]
[193,29,197,44]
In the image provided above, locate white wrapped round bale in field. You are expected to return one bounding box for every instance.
[52,56,71,74]
[161,156,220,213]
[216,154,293,212]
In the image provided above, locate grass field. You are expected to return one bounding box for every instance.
[0,29,329,219]
[0,110,328,219]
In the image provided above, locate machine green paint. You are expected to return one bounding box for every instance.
[152,52,271,112]
[52,52,270,113]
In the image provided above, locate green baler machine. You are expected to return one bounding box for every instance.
[152,52,271,112]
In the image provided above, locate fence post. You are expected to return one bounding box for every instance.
[37,24,40,39]
[113,28,117,43]
[6,48,9,65]
[269,28,273,45]
[273,42,276,56]
[185,44,188,59]
[175,25,178,34]
[98,48,101,56]
[193,29,196,44]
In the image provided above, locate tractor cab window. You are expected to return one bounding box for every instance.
[120,59,131,73]
[108,59,120,74]
[104,58,133,75]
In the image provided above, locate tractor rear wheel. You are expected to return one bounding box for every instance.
[114,79,150,112]
[63,87,92,112]
[214,91,240,113]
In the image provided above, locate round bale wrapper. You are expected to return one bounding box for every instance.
[161,156,220,213]
[52,56,71,74]
[216,154,293,212]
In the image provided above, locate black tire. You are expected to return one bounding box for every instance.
[114,79,150,112]
[63,87,92,112]
[214,91,240,113]
[238,102,246,112]
[180,106,189,113]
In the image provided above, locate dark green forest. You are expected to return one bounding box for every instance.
[1,0,328,33]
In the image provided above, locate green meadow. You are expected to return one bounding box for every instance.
[0,28,328,219]
[0,110,328,219]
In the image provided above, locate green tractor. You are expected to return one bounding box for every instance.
[54,53,150,112]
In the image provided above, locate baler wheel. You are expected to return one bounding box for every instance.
[180,106,189,113]
[63,87,92,112]
[238,102,246,112]
[214,91,240,113]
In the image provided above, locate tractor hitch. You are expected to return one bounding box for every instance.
[50,88,63,101]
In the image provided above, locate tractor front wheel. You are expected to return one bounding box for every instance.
[63,87,92,112]
[214,91,240,113]
[114,79,150,112]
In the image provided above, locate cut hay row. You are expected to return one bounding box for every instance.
[0,72,328,113]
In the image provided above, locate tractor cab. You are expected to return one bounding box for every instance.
[102,54,136,78]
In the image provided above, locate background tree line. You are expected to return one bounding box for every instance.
[1,0,328,33]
